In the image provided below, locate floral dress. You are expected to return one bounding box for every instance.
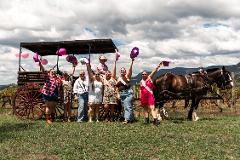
[62,80,72,104]
[103,78,117,104]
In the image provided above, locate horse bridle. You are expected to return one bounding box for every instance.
[217,69,232,89]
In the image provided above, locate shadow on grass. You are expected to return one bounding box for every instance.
[198,117,219,121]
[0,122,36,143]
[168,117,185,124]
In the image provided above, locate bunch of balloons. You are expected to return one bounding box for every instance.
[33,52,48,65]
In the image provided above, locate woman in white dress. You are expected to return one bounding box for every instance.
[86,63,103,122]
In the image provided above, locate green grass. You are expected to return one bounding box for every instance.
[0,108,240,160]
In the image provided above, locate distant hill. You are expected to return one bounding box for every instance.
[131,62,240,84]
[0,85,9,90]
[0,84,17,90]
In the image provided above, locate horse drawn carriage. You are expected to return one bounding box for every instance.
[153,67,234,120]
[13,39,122,120]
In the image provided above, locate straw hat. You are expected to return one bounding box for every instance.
[99,55,107,62]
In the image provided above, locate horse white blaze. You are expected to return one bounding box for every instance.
[228,73,234,87]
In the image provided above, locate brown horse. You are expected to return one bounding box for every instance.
[153,66,233,121]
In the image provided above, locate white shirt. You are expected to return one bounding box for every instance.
[73,78,89,95]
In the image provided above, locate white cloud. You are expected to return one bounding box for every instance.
[0,0,240,84]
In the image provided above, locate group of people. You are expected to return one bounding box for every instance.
[40,54,164,125]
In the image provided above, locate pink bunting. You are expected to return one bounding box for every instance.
[33,52,40,62]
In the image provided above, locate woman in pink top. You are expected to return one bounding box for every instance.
[140,62,163,125]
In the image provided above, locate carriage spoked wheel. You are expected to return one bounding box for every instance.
[13,84,45,120]
[98,100,124,121]
[53,100,65,120]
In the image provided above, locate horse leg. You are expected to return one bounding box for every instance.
[188,97,196,120]
[184,98,189,108]
[156,102,164,121]
[192,98,201,121]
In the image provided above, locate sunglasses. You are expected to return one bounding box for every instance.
[80,74,85,76]
[142,74,147,75]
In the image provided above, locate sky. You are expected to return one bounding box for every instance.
[0,0,240,84]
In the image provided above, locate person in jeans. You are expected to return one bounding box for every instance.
[73,70,89,122]
[140,62,163,125]
[116,59,134,124]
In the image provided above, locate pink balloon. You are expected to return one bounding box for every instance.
[33,53,40,62]
[41,59,48,65]
[130,47,139,59]
[15,53,20,58]
[56,48,67,56]
[66,55,77,63]
[21,53,29,59]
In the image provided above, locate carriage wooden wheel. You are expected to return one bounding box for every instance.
[98,101,124,121]
[13,84,45,120]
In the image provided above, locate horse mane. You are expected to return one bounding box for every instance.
[206,68,220,73]
[192,71,200,74]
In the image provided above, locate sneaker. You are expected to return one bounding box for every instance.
[123,120,130,124]
[157,114,162,121]
[144,118,150,124]
[153,118,160,126]
[162,108,169,118]
[46,119,52,124]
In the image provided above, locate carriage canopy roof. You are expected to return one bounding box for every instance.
[20,39,117,56]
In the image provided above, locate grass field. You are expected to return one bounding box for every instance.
[0,104,240,160]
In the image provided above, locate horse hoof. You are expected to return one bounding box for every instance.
[192,116,199,121]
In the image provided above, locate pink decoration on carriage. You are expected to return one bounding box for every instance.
[41,59,48,65]
[15,53,20,58]
[56,48,67,56]
[21,52,29,59]
[33,52,40,62]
